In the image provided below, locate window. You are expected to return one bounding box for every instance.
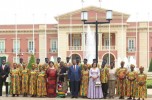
[51,39,57,52]
[128,38,135,51]
[103,38,112,49]
[13,40,20,53]
[104,38,110,46]
[28,40,34,53]
[0,40,5,53]
[13,57,19,63]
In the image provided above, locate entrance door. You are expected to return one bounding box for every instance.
[102,53,115,65]
[71,54,81,62]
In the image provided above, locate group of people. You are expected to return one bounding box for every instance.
[0,57,147,100]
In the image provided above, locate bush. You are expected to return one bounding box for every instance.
[27,54,35,70]
[147,79,152,88]
[148,58,152,72]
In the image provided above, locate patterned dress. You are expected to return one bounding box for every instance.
[29,70,37,95]
[46,68,57,97]
[57,66,68,97]
[37,71,47,96]
[100,66,109,83]
[21,68,29,94]
[126,71,138,97]
[136,73,147,98]
[35,64,40,72]
[116,67,127,96]
[80,64,91,70]
[80,70,89,97]
[10,69,20,95]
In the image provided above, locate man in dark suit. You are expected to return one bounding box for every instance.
[0,60,10,96]
[68,59,81,98]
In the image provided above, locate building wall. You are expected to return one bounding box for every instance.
[0,7,152,71]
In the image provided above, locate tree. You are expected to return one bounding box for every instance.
[148,58,152,72]
[27,54,35,70]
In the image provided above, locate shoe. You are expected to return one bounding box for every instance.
[128,96,132,100]
[71,96,75,98]
[119,96,122,99]
[6,94,8,97]
[75,96,78,98]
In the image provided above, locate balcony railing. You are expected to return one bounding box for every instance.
[127,47,136,52]
[27,48,36,54]
[69,46,82,51]
[102,46,115,50]
[12,48,21,53]
[0,49,5,53]
[49,48,58,53]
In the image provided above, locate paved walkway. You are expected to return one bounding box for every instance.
[0,96,152,100]
[2,87,152,99]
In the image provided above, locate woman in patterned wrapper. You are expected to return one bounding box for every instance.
[10,63,20,97]
[37,65,47,97]
[116,61,128,99]
[57,61,68,98]
[21,63,30,97]
[29,63,38,97]
[46,61,57,97]
[126,64,138,100]
[79,64,89,98]
[136,66,147,100]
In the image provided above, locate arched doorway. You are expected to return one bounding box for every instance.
[102,53,115,65]
[71,54,81,62]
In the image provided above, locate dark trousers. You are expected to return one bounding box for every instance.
[69,81,72,93]
[102,83,108,98]
[71,81,79,97]
[0,78,8,96]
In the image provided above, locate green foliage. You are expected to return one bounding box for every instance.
[147,79,152,88]
[6,62,10,66]
[148,58,152,72]
[27,54,35,70]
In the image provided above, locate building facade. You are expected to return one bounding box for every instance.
[0,6,152,71]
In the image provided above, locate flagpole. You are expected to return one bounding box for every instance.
[135,13,138,67]
[57,16,59,58]
[44,14,47,58]
[99,0,101,8]
[70,15,72,61]
[32,13,35,55]
[108,12,110,65]
[82,0,85,60]
[121,13,124,60]
[15,14,18,63]
[147,12,150,69]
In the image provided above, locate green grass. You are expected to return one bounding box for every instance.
[147,79,152,88]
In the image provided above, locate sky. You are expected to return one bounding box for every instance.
[0,0,152,25]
